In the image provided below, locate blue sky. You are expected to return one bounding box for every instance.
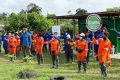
[0,0,120,15]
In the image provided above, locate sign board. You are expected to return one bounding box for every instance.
[52,25,60,36]
[86,14,102,32]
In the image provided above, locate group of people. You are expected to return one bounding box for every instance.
[0,28,112,77]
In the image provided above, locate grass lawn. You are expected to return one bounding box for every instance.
[0,52,120,80]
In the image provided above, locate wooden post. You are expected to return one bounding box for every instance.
[73,19,76,39]
[56,19,59,25]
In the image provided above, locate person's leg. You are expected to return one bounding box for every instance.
[3,45,8,54]
[0,44,1,53]
[37,54,40,65]
[45,44,47,53]
[55,55,59,68]
[40,54,44,64]
[78,61,82,72]
[27,46,32,56]
[65,52,69,63]
[70,52,74,62]
[86,51,90,63]
[83,62,87,73]
[22,46,26,57]
[51,51,55,68]
[100,63,107,77]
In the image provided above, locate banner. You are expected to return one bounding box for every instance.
[52,25,60,36]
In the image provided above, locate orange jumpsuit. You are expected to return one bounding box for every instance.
[35,37,44,55]
[8,37,17,55]
[32,34,38,52]
[91,38,111,63]
[75,39,88,62]
[16,36,20,52]
[48,39,60,55]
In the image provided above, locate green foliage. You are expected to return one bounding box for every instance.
[27,3,42,13]
[4,12,54,32]
[0,13,7,24]
[106,7,120,12]
[76,8,87,14]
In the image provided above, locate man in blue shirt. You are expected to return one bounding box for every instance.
[0,34,2,53]
[2,32,8,54]
[43,32,48,53]
[20,28,32,57]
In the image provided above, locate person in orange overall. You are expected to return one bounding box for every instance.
[35,33,44,65]
[47,35,60,69]
[15,32,20,57]
[31,32,38,55]
[75,33,88,73]
[91,32,111,77]
[7,34,17,62]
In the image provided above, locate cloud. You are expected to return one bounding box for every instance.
[0,0,120,15]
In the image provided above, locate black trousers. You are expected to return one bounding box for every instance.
[78,61,86,72]
[22,46,31,57]
[51,51,59,67]
[65,52,73,63]
[86,51,90,63]
[37,54,44,64]
[100,63,107,77]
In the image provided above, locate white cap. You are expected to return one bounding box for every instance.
[80,33,85,37]
[9,33,11,35]
[67,34,71,39]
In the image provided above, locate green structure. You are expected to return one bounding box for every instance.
[48,12,120,53]
[78,16,120,53]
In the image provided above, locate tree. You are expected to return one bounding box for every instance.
[106,7,120,12]
[67,10,72,15]
[4,3,54,32]
[27,3,42,13]
[76,8,87,14]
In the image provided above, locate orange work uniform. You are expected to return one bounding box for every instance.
[91,38,111,63]
[48,39,60,55]
[75,39,88,62]
[16,36,20,52]
[35,37,44,55]
[8,37,17,55]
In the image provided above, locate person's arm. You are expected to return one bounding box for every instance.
[28,34,32,47]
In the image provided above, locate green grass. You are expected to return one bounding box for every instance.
[0,52,120,80]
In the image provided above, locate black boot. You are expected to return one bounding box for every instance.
[77,61,81,73]
[83,62,86,73]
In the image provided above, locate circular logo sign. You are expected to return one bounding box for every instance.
[86,14,102,32]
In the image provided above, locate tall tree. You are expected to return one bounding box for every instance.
[27,3,42,13]
[76,8,87,14]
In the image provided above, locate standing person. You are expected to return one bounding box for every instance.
[91,32,111,77]
[0,34,2,54]
[15,32,20,57]
[86,33,92,64]
[48,35,60,69]
[2,32,8,54]
[43,33,48,53]
[35,33,44,65]
[31,32,37,56]
[7,34,17,62]
[47,33,53,54]
[20,28,32,57]
[65,34,74,63]
[75,33,88,73]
